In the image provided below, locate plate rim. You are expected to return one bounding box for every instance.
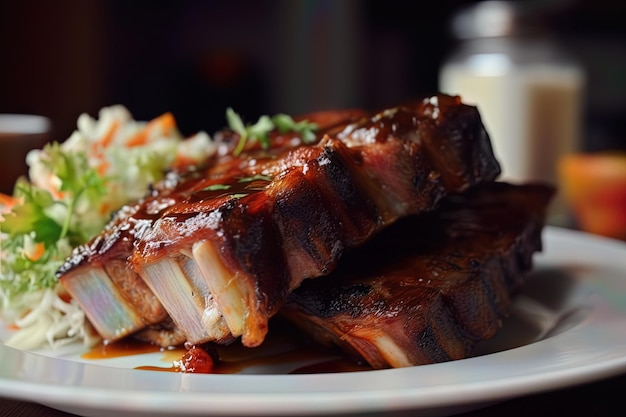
[1,226,626,416]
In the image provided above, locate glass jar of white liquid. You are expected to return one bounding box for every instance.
[439,1,584,223]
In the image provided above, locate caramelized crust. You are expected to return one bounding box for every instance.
[57,95,501,347]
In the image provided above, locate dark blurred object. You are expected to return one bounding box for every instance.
[0,114,51,195]
[0,0,474,140]
[545,0,626,153]
[104,1,269,137]
[0,1,107,145]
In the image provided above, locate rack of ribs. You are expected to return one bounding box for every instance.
[57,94,501,348]
[281,182,554,368]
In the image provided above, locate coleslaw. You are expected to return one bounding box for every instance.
[0,105,215,349]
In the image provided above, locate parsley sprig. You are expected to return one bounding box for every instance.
[226,108,318,156]
[1,142,107,302]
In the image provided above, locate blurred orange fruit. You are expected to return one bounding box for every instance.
[559,152,626,240]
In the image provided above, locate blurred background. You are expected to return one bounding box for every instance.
[1,0,626,234]
[1,0,624,147]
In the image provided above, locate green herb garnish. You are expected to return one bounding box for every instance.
[237,174,272,183]
[1,143,108,303]
[201,184,232,191]
[226,108,318,156]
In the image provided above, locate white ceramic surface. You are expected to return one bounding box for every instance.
[1,227,626,417]
[0,114,50,135]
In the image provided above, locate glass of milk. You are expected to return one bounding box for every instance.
[439,1,584,224]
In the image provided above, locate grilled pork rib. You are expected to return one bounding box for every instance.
[57,95,501,347]
[281,182,554,369]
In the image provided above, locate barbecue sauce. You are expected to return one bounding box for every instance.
[82,319,372,374]
[82,338,165,359]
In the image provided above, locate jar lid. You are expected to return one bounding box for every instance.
[451,1,545,40]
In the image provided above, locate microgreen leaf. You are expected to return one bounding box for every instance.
[226,109,318,156]
[246,115,274,150]
[273,113,296,132]
[201,184,231,191]
[226,108,248,156]
[237,174,272,183]
[226,108,246,137]
[294,120,319,144]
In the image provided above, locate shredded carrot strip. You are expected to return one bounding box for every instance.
[127,112,176,147]
[99,201,111,216]
[172,154,197,169]
[126,130,148,148]
[100,119,121,148]
[0,193,19,211]
[7,323,20,331]
[26,242,45,261]
[96,160,110,177]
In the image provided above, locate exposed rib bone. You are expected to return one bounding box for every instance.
[60,267,144,342]
[192,240,246,339]
[179,255,231,342]
[140,256,228,344]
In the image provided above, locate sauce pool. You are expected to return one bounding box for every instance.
[81,320,372,374]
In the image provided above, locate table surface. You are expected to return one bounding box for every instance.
[1,372,624,417]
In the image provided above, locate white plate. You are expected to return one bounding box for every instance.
[1,227,626,417]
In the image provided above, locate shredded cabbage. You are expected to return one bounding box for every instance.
[0,105,215,349]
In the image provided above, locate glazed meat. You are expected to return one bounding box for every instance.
[281,182,554,369]
[57,95,501,347]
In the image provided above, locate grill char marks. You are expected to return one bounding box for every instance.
[57,94,501,348]
[281,182,554,369]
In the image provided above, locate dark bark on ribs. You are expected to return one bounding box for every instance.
[281,182,554,369]
[57,94,501,347]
